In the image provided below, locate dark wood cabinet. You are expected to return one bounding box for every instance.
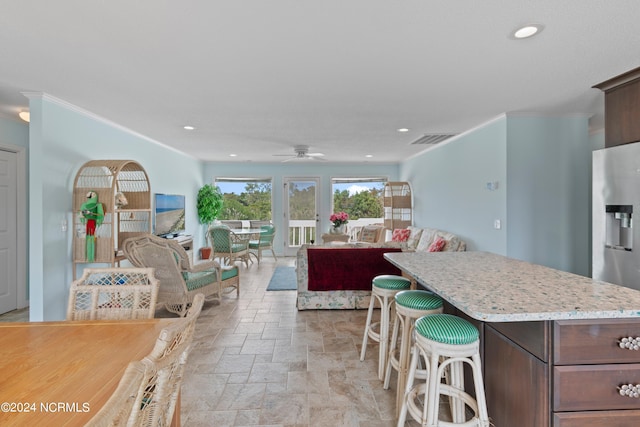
[484,324,549,427]
[553,410,640,427]
[594,67,640,148]
[479,319,640,426]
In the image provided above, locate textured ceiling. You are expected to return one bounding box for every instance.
[0,1,639,163]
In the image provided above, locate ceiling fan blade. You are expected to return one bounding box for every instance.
[272,154,295,157]
[306,152,324,157]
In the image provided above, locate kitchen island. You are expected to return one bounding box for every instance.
[384,251,640,427]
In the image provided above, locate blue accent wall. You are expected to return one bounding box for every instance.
[401,114,593,275]
[27,95,204,320]
[401,117,508,254]
[505,115,591,275]
[0,116,29,147]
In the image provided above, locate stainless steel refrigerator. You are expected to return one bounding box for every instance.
[593,142,640,291]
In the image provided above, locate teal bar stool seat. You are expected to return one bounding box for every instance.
[398,313,490,427]
[382,290,443,417]
[360,275,411,380]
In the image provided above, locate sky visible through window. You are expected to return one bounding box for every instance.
[216,182,252,194]
[334,182,383,195]
[216,180,383,195]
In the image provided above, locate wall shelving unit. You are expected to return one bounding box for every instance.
[383,181,412,230]
[72,160,151,279]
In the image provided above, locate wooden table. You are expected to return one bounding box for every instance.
[0,318,176,426]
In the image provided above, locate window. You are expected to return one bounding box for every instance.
[331,177,386,229]
[214,178,272,222]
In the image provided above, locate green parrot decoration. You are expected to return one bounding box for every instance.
[80,191,105,262]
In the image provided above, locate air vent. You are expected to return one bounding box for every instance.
[409,133,456,145]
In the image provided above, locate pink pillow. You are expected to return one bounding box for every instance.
[427,237,446,252]
[391,228,411,242]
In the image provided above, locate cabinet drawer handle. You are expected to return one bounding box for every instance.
[618,384,640,398]
[618,336,640,350]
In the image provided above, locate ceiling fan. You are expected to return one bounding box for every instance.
[273,145,326,162]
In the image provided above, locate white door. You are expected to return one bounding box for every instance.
[283,178,319,256]
[0,149,18,314]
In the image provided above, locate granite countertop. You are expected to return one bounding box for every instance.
[384,251,640,322]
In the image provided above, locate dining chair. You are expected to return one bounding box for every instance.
[127,293,205,426]
[85,294,204,427]
[248,224,277,263]
[220,220,243,229]
[123,234,239,317]
[83,360,145,427]
[249,220,271,228]
[209,224,250,268]
[66,267,159,321]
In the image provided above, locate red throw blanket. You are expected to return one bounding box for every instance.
[307,247,402,291]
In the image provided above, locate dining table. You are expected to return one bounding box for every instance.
[0,318,178,426]
[230,227,267,238]
[231,227,267,263]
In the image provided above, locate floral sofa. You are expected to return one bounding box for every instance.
[295,226,466,310]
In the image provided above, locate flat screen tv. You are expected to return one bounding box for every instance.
[154,193,186,237]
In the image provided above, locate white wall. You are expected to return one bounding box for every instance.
[27,94,204,320]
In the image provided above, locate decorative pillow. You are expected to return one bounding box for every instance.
[391,228,411,242]
[406,226,423,250]
[427,237,447,252]
[360,226,380,243]
[416,228,438,252]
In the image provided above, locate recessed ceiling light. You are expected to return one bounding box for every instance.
[229,154,237,157]
[183,125,195,130]
[365,154,373,158]
[512,24,544,39]
[397,128,410,133]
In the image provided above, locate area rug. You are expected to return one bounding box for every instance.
[266,266,297,291]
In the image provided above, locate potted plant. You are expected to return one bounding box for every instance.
[197,184,223,259]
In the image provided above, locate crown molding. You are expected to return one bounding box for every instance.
[21,92,196,159]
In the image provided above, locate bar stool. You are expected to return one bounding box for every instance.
[360,275,411,380]
[398,314,490,427]
[383,290,443,417]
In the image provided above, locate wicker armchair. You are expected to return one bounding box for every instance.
[249,224,277,263]
[210,225,250,268]
[220,220,243,229]
[123,234,239,317]
[249,220,271,228]
[66,268,159,320]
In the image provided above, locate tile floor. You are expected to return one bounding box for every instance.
[0,256,427,426]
